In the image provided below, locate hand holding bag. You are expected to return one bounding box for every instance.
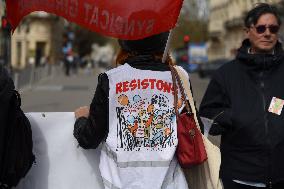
[173,66,223,189]
[170,66,207,168]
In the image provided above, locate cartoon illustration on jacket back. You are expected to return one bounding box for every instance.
[116,93,177,151]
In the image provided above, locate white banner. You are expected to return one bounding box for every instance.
[15,112,104,189]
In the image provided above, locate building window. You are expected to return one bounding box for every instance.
[35,41,46,67]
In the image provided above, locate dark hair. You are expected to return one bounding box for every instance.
[118,32,170,54]
[115,49,175,66]
[244,3,281,28]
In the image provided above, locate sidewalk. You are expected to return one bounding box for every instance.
[21,68,105,112]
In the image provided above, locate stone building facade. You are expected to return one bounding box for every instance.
[11,12,65,69]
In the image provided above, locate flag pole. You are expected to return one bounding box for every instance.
[162,29,173,63]
[162,0,184,63]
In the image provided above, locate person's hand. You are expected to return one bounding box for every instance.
[74,106,90,119]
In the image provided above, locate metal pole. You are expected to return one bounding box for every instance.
[162,30,173,63]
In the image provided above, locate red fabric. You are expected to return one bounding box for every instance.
[176,113,207,168]
[6,0,183,40]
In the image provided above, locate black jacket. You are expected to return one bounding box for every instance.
[74,55,203,149]
[199,39,284,183]
[0,65,14,178]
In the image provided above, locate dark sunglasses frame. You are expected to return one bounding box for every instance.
[253,25,280,34]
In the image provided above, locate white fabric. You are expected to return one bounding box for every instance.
[102,64,188,189]
[15,112,104,189]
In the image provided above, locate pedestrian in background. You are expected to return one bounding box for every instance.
[73,32,191,189]
[200,3,284,189]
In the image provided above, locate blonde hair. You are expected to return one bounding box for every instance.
[115,49,175,66]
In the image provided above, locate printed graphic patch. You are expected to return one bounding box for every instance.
[268,97,284,115]
[116,93,177,151]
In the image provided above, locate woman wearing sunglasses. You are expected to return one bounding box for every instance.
[200,3,284,189]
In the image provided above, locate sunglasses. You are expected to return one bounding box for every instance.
[253,25,280,34]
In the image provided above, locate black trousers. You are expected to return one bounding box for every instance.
[222,179,284,189]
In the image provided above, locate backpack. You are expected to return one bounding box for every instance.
[0,67,35,188]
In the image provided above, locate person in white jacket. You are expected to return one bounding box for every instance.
[73,32,190,189]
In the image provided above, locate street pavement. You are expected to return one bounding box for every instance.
[21,68,210,112]
[21,68,103,112]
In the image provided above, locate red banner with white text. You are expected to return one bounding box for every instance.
[6,0,183,40]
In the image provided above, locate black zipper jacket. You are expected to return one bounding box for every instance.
[199,39,284,184]
[73,55,203,149]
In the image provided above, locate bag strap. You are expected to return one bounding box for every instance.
[169,65,191,116]
[170,66,179,117]
[173,66,201,131]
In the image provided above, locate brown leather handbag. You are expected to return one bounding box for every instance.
[170,66,207,168]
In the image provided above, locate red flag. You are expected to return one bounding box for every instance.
[6,0,183,40]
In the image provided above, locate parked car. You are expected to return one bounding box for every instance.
[198,58,231,78]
